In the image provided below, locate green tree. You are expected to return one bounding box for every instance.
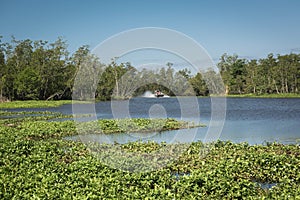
[15,67,40,99]
[189,72,208,96]
[0,36,7,99]
[41,38,70,100]
[244,59,259,94]
[218,54,246,94]
[116,62,139,99]
[5,38,33,100]
[72,51,103,100]
[258,53,277,94]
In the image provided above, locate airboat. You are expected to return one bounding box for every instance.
[154,90,164,98]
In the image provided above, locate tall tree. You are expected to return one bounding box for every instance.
[0,36,6,99]
[5,38,33,100]
[218,54,246,94]
[188,72,207,96]
[244,59,259,94]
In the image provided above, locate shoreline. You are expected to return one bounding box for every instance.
[0,94,299,109]
[220,93,300,98]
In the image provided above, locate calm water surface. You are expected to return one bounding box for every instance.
[7,98,300,145]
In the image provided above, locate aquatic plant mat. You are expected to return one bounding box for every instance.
[0,112,299,199]
[0,100,74,109]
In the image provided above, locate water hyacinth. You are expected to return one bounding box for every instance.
[0,111,299,199]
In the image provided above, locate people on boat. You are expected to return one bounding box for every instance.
[154,90,164,97]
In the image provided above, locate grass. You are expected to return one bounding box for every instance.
[0,100,95,109]
[224,93,300,98]
[186,93,300,98]
[0,100,72,109]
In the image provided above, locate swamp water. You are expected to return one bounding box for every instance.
[6,97,300,145]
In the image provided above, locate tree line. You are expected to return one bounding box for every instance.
[218,53,300,95]
[0,36,299,101]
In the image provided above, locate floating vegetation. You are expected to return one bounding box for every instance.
[94,118,204,134]
[0,100,74,109]
[1,126,299,199]
[0,112,299,199]
[0,111,73,127]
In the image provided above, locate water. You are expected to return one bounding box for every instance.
[255,182,277,190]
[5,98,300,145]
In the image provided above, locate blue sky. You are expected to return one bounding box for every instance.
[1,0,300,63]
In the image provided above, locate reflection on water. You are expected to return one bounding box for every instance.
[65,128,200,144]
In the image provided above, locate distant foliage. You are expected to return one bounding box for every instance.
[218,53,300,95]
[0,36,299,100]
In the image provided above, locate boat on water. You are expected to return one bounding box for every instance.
[154,90,164,97]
